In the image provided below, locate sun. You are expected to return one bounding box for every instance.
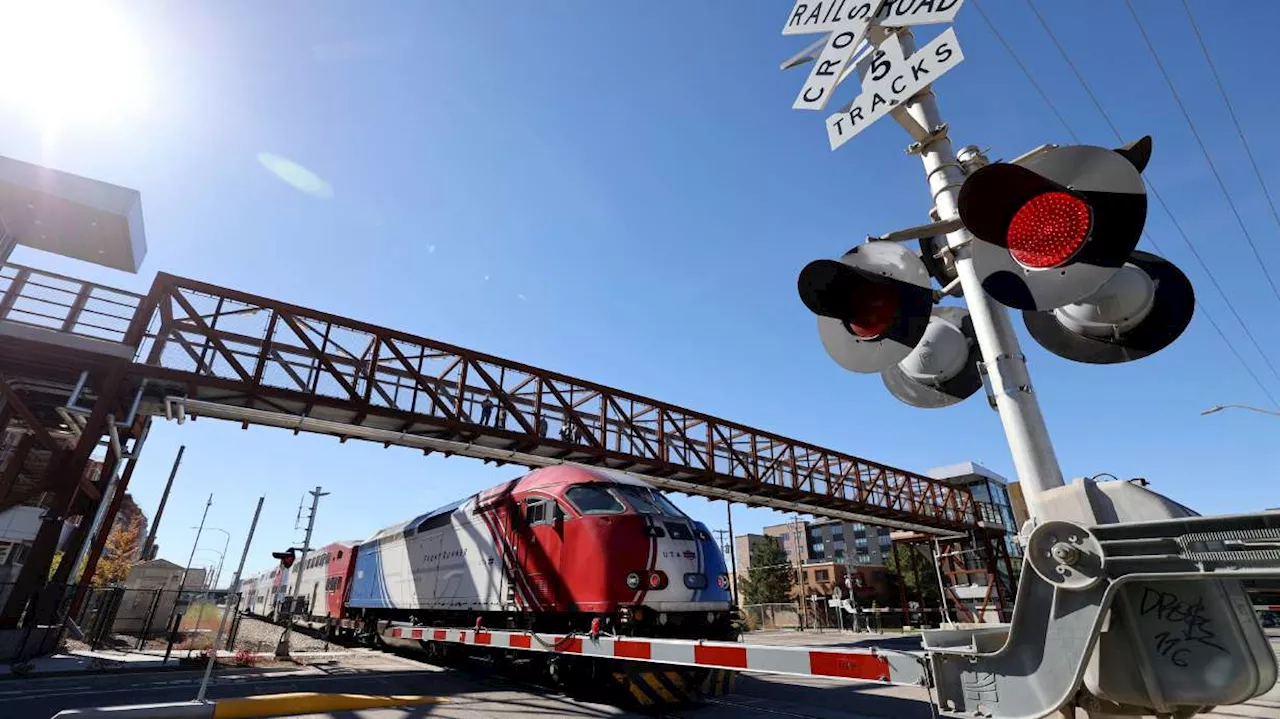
[0,0,149,131]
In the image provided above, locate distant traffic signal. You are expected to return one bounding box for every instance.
[958,136,1152,312]
[272,549,296,569]
[797,242,934,374]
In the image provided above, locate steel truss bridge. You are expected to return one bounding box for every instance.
[0,261,1015,629]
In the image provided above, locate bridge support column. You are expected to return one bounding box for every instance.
[0,365,124,629]
[69,422,148,618]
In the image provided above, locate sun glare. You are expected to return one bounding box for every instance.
[0,0,149,131]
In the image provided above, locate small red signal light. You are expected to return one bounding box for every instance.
[845,280,900,339]
[1006,192,1092,269]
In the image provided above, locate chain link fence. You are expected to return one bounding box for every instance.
[0,583,271,661]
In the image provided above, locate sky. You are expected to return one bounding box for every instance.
[2,0,1279,583]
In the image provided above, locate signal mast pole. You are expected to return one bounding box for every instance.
[276,485,328,658]
[893,28,1065,524]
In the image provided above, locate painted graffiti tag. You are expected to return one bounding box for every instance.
[1138,586,1227,668]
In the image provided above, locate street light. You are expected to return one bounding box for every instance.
[195,527,232,590]
[1201,404,1280,418]
[191,549,224,590]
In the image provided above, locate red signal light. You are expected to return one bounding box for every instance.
[845,280,900,339]
[1006,191,1092,269]
[647,570,668,590]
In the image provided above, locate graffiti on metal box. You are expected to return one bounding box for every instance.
[1139,586,1227,667]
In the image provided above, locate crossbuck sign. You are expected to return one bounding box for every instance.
[782,0,967,149]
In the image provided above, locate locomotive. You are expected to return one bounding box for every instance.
[239,466,737,641]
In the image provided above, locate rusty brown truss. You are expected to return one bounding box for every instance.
[1,263,1002,534]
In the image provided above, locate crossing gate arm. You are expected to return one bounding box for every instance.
[381,624,931,687]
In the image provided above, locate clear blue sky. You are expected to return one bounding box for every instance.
[2,1,1278,581]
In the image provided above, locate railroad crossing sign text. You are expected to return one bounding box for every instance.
[825,27,964,150]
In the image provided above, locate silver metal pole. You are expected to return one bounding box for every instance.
[197,496,264,703]
[277,486,327,657]
[178,495,213,598]
[895,29,1065,523]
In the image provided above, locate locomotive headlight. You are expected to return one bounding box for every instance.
[626,572,642,590]
[716,573,731,591]
[648,570,668,590]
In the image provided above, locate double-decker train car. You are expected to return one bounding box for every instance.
[345,466,734,640]
[283,540,358,629]
[239,466,735,642]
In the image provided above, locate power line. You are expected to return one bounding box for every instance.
[1123,0,1280,306]
[1180,0,1280,238]
[1020,0,1280,389]
[970,1,1080,144]
[972,0,1280,405]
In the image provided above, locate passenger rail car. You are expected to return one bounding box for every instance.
[240,466,736,642]
[347,467,734,639]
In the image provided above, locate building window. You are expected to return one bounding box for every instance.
[832,540,845,550]
[833,549,845,559]
[857,552,870,564]
[879,534,891,547]
[815,569,829,582]
[855,537,868,548]
[779,535,790,547]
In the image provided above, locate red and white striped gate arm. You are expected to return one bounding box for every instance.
[383,624,929,687]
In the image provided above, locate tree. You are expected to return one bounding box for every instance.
[738,536,794,605]
[91,493,148,586]
[884,543,941,605]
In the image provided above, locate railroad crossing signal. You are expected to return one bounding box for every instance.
[959,136,1196,364]
[798,243,982,408]
[797,242,933,374]
[272,549,296,569]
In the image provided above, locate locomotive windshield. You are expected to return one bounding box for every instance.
[565,484,626,515]
[615,485,685,517]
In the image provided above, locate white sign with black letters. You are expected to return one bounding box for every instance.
[782,0,965,35]
[786,1,885,112]
[783,0,967,113]
[782,0,884,36]
[824,27,964,150]
[876,0,966,27]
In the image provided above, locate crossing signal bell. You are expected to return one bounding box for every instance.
[273,549,296,569]
[958,136,1194,363]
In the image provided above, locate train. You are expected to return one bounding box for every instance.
[237,466,737,642]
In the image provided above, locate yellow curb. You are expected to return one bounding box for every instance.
[212,692,446,719]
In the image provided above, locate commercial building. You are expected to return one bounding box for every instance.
[732,461,1025,620]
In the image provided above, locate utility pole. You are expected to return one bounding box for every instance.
[276,486,327,658]
[724,502,739,605]
[791,514,806,630]
[141,445,184,562]
[198,496,264,703]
